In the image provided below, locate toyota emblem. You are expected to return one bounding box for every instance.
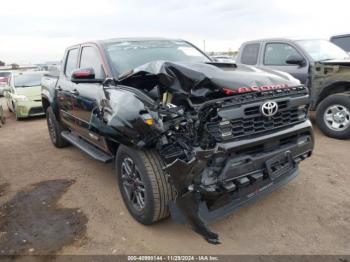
[261,101,278,117]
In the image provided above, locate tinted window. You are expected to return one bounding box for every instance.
[106,40,210,76]
[14,74,42,88]
[330,37,350,52]
[241,43,260,65]
[65,48,78,77]
[264,43,300,65]
[80,46,105,79]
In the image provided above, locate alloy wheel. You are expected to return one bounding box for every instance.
[120,157,146,211]
[47,115,57,143]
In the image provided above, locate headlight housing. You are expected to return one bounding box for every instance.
[13,95,29,102]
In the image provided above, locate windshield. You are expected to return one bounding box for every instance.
[14,74,42,88]
[0,72,10,84]
[105,40,210,76]
[297,40,349,61]
[0,72,10,78]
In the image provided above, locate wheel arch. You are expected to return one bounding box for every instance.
[41,96,51,113]
[317,81,350,108]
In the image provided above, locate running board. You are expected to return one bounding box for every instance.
[61,131,113,163]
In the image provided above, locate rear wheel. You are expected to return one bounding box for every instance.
[316,94,350,139]
[116,145,176,225]
[46,106,70,148]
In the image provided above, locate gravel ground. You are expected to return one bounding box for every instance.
[0,98,349,255]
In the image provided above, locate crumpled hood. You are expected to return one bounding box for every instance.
[118,61,300,99]
[15,85,41,98]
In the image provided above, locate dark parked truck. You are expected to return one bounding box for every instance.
[42,38,314,244]
[237,39,350,139]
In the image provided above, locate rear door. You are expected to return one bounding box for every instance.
[56,47,79,128]
[262,42,309,84]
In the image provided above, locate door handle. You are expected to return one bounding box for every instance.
[55,86,62,91]
[70,89,79,95]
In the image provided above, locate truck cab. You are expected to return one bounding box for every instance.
[237,39,350,139]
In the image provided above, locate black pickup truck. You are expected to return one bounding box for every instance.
[237,39,350,139]
[41,38,314,244]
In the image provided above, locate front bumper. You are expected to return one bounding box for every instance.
[167,120,314,244]
[15,100,44,118]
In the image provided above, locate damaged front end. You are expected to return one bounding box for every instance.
[116,61,314,244]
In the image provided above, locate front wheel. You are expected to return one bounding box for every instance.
[316,94,350,139]
[116,145,176,225]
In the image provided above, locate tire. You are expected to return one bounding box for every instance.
[116,145,176,225]
[15,112,21,121]
[46,106,70,148]
[1,116,6,125]
[0,107,5,125]
[316,94,350,139]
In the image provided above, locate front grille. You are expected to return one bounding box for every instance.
[29,107,44,115]
[207,101,307,141]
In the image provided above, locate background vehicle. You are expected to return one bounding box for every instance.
[237,38,350,139]
[4,71,45,120]
[0,104,5,127]
[331,34,350,53]
[0,72,11,96]
[42,38,313,244]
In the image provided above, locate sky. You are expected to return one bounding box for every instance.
[1,0,350,64]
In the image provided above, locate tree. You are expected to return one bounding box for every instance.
[0,60,5,66]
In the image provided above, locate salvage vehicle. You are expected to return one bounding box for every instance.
[4,71,45,120]
[41,38,314,244]
[237,39,350,139]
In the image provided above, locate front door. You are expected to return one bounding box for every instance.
[72,45,108,150]
[262,42,309,85]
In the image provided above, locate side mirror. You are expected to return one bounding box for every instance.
[71,68,104,84]
[285,54,306,66]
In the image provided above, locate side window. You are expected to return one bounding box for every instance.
[241,43,260,65]
[64,48,79,78]
[80,46,105,79]
[264,43,300,65]
[331,37,350,52]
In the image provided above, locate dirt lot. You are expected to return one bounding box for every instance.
[0,97,349,255]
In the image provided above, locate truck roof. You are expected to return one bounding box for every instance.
[241,38,330,45]
[241,38,295,44]
[66,37,185,50]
